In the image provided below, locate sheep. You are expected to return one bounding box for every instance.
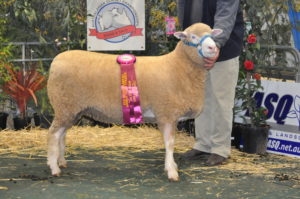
[99,8,131,30]
[47,23,222,181]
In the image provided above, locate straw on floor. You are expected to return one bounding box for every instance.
[0,125,299,178]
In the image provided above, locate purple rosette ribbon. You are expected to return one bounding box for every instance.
[117,54,144,124]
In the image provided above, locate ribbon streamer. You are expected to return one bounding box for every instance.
[118,55,143,124]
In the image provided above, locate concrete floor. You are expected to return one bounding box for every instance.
[0,147,299,199]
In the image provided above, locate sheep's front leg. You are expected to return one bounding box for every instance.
[160,123,179,181]
[47,126,66,176]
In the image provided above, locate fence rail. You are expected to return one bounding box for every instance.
[4,42,300,82]
[259,45,300,82]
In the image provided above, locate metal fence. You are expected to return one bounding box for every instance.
[258,45,300,82]
[6,41,60,70]
[6,42,300,82]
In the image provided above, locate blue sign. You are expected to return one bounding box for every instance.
[253,92,300,129]
[288,0,300,51]
[235,80,300,158]
[268,135,300,157]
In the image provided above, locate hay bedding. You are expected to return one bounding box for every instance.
[0,126,299,183]
[0,125,193,154]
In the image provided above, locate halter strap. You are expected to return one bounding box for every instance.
[182,34,212,57]
[199,35,211,45]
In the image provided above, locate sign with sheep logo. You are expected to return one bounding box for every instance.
[87,0,145,51]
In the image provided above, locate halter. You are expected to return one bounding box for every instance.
[183,34,212,57]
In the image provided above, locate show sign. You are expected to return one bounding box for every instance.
[235,80,300,158]
[87,0,145,51]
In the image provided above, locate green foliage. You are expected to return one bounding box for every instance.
[243,0,291,45]
[3,0,179,57]
[7,0,86,46]
[2,0,299,117]
[241,0,299,79]
[235,0,300,127]
[1,0,181,115]
[146,0,179,55]
[0,0,15,103]
[235,69,268,127]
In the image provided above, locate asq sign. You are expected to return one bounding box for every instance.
[236,80,300,158]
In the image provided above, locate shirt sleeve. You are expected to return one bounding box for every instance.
[176,0,185,27]
[213,0,240,47]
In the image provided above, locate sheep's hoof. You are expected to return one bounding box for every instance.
[52,171,61,177]
[58,160,68,168]
[59,164,67,169]
[51,167,61,177]
[168,175,179,182]
[52,173,60,177]
[167,170,179,182]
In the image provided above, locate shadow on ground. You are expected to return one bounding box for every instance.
[0,147,299,199]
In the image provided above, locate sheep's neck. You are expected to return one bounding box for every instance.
[163,42,207,117]
[170,42,207,84]
[167,42,207,91]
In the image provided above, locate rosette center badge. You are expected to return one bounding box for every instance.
[87,0,145,51]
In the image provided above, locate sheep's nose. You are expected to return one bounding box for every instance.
[208,46,215,50]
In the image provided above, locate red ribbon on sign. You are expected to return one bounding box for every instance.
[89,25,143,39]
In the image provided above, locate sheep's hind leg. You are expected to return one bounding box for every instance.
[58,130,67,168]
[159,122,179,181]
[47,119,71,176]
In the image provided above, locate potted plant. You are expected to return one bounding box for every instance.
[0,92,9,130]
[0,10,13,130]
[0,61,10,131]
[2,64,46,130]
[235,33,270,155]
[34,87,54,129]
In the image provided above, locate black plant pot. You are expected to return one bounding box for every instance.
[39,115,54,129]
[231,123,242,149]
[33,113,41,127]
[177,119,195,137]
[241,125,270,155]
[13,117,31,130]
[0,112,8,130]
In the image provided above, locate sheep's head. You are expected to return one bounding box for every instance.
[174,23,222,63]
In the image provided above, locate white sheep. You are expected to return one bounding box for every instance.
[47,23,222,181]
[99,8,131,30]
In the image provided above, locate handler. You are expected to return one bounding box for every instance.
[177,0,244,165]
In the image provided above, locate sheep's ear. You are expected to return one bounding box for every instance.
[211,29,223,37]
[174,31,188,40]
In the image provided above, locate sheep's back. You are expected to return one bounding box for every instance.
[47,50,204,123]
[47,50,123,121]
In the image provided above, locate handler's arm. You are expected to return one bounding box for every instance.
[213,0,240,47]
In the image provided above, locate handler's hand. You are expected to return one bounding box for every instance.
[203,48,220,70]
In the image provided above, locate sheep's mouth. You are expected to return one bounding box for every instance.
[203,51,217,58]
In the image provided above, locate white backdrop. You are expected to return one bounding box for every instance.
[87,0,145,51]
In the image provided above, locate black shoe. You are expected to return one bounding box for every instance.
[181,149,210,160]
[206,153,227,166]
